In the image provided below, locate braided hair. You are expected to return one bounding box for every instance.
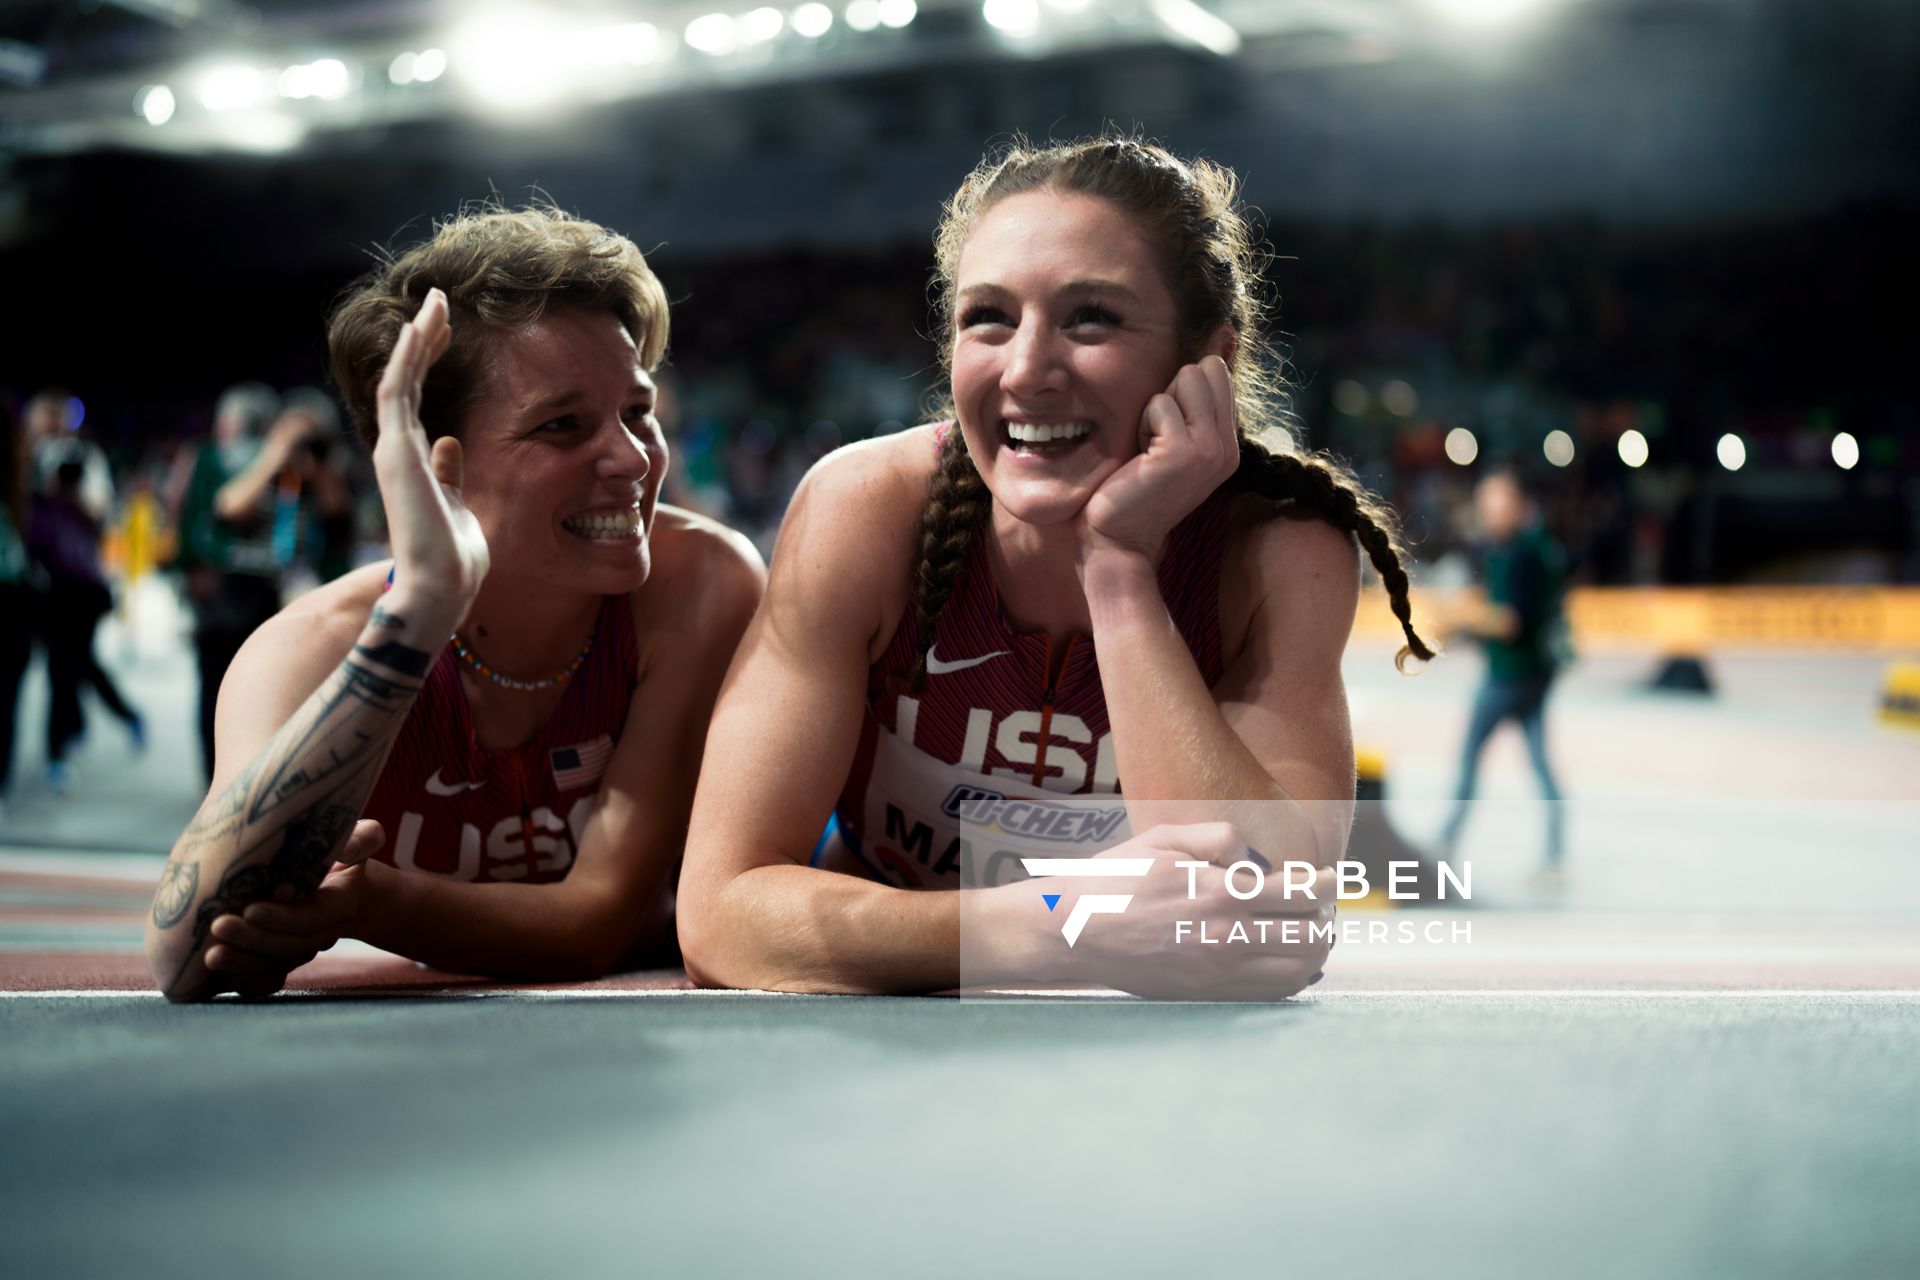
[905,133,1433,682]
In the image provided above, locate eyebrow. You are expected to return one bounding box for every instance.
[522,381,655,416]
[957,279,1144,304]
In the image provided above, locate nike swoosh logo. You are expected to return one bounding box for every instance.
[925,643,1009,676]
[425,769,485,797]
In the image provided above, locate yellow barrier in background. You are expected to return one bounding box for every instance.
[1356,587,1920,653]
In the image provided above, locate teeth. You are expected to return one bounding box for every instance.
[1005,421,1093,445]
[563,508,642,540]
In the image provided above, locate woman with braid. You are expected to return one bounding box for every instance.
[145,207,763,1001]
[679,136,1430,998]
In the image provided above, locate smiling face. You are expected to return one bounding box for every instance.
[454,305,666,598]
[949,190,1189,528]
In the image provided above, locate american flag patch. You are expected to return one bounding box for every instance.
[550,735,614,791]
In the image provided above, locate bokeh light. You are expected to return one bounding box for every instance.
[1617,428,1649,469]
[1716,433,1746,472]
[1445,427,1479,466]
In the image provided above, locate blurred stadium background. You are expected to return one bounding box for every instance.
[2,5,1917,1274]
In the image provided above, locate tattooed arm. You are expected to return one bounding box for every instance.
[145,593,453,1001]
[148,287,487,1001]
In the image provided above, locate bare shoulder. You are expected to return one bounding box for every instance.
[633,505,766,646]
[695,425,935,665]
[789,426,938,540]
[248,562,392,670]
[647,505,766,593]
[774,426,937,611]
[1220,491,1362,660]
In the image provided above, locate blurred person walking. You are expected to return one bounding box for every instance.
[1,403,34,815]
[1438,467,1569,885]
[26,457,145,792]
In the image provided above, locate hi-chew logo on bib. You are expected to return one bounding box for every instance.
[940,785,1127,844]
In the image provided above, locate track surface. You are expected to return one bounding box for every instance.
[4,990,1918,1279]
[4,594,1918,1275]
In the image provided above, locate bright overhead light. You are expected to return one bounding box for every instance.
[1716,433,1746,472]
[453,13,567,108]
[197,63,267,112]
[1045,0,1094,11]
[414,48,447,81]
[1832,431,1860,470]
[686,13,738,55]
[611,23,661,64]
[1444,427,1479,466]
[877,0,917,28]
[388,51,417,85]
[1148,0,1241,56]
[1543,429,1575,468]
[279,58,350,101]
[792,3,834,38]
[136,84,175,126]
[1617,428,1649,469]
[740,7,785,43]
[982,0,1039,35]
[1380,379,1418,417]
[845,1,883,33]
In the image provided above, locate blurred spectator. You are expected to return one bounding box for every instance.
[0,402,32,814]
[176,382,284,783]
[1437,468,1570,885]
[24,388,113,520]
[27,458,145,793]
[274,388,359,586]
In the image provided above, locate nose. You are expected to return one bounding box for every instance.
[1001,317,1068,400]
[595,416,655,489]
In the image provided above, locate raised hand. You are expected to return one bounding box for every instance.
[374,288,489,627]
[1077,355,1240,564]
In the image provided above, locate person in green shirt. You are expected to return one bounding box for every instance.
[1440,467,1568,884]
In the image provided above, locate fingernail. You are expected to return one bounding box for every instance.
[1245,847,1272,872]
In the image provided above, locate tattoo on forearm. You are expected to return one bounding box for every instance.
[354,636,432,679]
[245,659,419,825]
[341,656,423,703]
[152,859,198,928]
[168,789,372,994]
[156,633,434,997]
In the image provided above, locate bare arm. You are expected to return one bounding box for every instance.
[148,287,487,1000]
[211,419,306,522]
[145,595,453,1001]
[677,438,1032,994]
[339,528,767,978]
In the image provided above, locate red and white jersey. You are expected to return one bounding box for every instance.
[362,594,637,883]
[834,487,1233,890]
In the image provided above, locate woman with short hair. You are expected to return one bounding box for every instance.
[147,206,764,1001]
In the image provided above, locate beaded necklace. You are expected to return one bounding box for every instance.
[452,627,595,692]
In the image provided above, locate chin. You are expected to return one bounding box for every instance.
[540,536,652,597]
[991,483,1094,529]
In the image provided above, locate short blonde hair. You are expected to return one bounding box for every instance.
[328,203,669,449]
